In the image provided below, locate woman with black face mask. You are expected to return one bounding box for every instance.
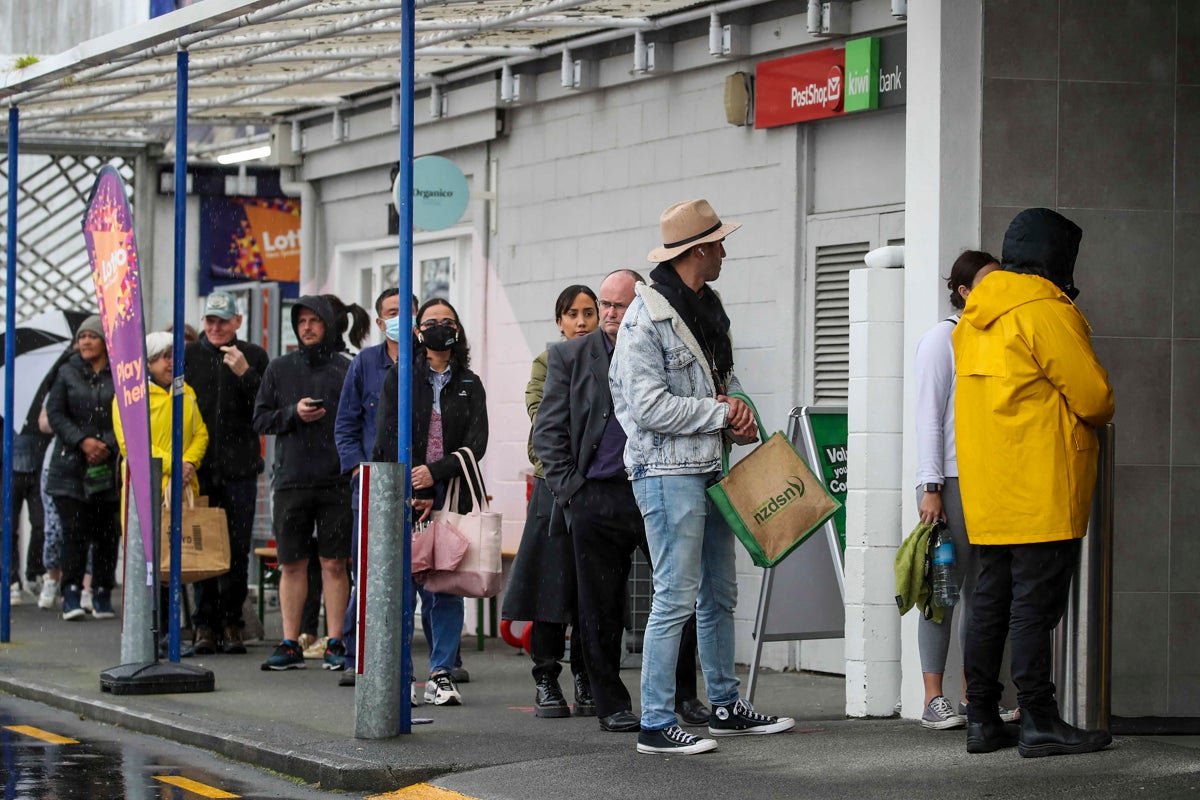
[373,298,488,708]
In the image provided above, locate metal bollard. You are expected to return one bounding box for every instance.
[354,462,413,738]
[120,464,155,665]
[1053,423,1114,729]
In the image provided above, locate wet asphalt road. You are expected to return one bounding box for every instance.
[0,697,347,800]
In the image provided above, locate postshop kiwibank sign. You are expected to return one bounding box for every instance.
[754,33,906,129]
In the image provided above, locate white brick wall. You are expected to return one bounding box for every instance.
[845,267,905,717]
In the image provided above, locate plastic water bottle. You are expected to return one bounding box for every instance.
[931,526,959,608]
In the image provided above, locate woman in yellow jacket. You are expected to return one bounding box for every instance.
[953,208,1114,758]
[113,331,209,497]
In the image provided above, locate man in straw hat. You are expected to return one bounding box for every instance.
[610,199,795,755]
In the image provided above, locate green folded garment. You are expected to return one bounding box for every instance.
[894,520,944,624]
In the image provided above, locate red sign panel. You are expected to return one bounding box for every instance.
[755,48,845,129]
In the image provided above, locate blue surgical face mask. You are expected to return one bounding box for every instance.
[412,313,418,331]
[384,316,402,342]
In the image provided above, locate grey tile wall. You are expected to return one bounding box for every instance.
[1060,0,1177,84]
[1069,210,1172,339]
[1173,213,1200,337]
[1177,87,1200,212]
[1168,594,1200,714]
[1112,591,1170,716]
[983,0,1059,80]
[981,205,1024,255]
[1171,340,1200,464]
[1179,0,1200,85]
[981,80,1058,208]
[1092,337,1170,466]
[1169,467,1200,592]
[1114,466,1170,592]
[1058,82,1175,211]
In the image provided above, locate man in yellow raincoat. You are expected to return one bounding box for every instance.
[954,208,1114,758]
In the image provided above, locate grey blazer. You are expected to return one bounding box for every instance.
[534,328,614,506]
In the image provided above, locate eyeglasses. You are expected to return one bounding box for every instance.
[598,300,628,313]
[418,318,458,331]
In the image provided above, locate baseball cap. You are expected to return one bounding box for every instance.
[203,291,239,320]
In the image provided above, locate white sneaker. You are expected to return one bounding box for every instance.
[10,583,23,606]
[424,672,462,706]
[411,682,422,708]
[37,578,58,610]
[80,588,94,613]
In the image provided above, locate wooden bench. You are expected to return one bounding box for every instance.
[253,546,279,625]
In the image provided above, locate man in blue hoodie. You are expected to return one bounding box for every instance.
[253,296,353,672]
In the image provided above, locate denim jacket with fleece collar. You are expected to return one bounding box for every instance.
[609,282,743,479]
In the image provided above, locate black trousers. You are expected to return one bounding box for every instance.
[531,620,585,682]
[568,479,699,718]
[53,495,119,591]
[12,471,44,581]
[964,538,1080,720]
[192,476,257,631]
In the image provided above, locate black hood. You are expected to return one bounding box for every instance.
[1001,208,1083,300]
[291,294,338,364]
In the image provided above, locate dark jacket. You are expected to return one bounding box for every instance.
[184,334,270,484]
[534,329,615,506]
[372,352,488,514]
[44,352,119,501]
[1001,207,1083,300]
[252,296,352,491]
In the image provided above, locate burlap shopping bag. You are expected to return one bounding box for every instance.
[707,394,841,568]
[159,491,231,585]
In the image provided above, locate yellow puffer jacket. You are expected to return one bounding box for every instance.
[953,271,1113,545]
[113,380,209,496]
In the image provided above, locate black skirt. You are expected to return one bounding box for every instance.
[501,477,577,624]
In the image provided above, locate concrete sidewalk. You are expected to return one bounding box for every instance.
[1,600,1198,798]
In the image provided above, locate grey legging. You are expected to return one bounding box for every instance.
[916,477,978,674]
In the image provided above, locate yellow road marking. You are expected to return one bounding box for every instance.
[368,784,480,800]
[154,776,240,798]
[3,725,78,744]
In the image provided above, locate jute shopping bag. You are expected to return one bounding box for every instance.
[707,393,841,568]
[418,448,504,598]
[159,491,231,585]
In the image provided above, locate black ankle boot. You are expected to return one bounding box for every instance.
[1018,708,1112,758]
[966,720,1019,754]
[573,672,596,717]
[534,676,571,718]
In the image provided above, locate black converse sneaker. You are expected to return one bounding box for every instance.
[637,724,718,755]
[708,699,795,736]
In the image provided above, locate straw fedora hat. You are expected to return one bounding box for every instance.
[646,199,742,263]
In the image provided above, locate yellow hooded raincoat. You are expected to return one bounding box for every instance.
[953,271,1113,545]
[113,380,209,497]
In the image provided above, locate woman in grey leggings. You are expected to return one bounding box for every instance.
[913,250,1006,730]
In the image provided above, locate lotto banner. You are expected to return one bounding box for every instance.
[201,196,301,284]
[81,165,154,568]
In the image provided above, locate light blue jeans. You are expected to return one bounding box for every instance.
[633,474,740,730]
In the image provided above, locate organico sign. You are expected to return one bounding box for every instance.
[755,48,844,128]
[755,32,906,128]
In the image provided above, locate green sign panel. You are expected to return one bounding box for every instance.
[844,36,880,113]
[807,412,847,552]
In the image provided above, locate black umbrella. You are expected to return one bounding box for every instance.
[0,309,90,435]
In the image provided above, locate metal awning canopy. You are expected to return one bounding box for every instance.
[0,0,734,151]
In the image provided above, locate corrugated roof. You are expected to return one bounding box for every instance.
[1,0,753,149]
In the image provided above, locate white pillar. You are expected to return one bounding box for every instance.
[899,1,984,719]
[844,266,905,717]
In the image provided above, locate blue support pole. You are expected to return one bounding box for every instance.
[2,106,19,643]
[168,50,188,662]
[397,0,415,734]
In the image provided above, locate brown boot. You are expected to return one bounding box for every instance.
[193,626,218,655]
[221,625,247,654]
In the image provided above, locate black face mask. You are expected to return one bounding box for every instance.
[420,325,458,352]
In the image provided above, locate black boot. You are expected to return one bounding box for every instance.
[966,719,1019,754]
[573,672,596,717]
[1018,708,1112,758]
[535,676,571,719]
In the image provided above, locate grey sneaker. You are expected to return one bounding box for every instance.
[923,695,966,730]
[959,701,1019,723]
[637,724,718,755]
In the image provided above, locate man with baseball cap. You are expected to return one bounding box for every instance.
[185,290,270,655]
[610,199,795,755]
